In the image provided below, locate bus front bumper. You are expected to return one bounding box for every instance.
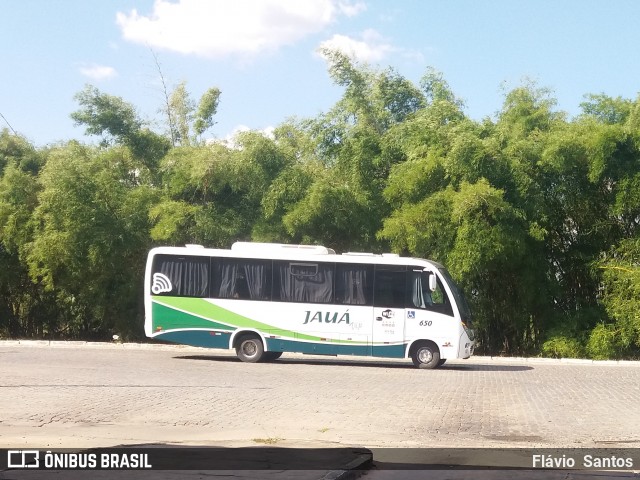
[459,329,475,359]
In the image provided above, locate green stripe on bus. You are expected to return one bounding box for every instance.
[266,338,407,358]
[152,296,380,346]
[152,301,235,332]
[155,330,232,349]
[154,330,406,358]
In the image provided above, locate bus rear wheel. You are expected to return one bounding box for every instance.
[411,342,440,369]
[236,335,264,363]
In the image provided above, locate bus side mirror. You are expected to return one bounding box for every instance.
[428,273,437,292]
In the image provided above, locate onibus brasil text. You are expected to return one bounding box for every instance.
[8,451,151,469]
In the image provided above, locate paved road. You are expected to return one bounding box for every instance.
[1,341,639,451]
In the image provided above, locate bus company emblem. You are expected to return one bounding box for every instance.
[151,273,172,294]
[303,310,350,325]
[382,309,394,319]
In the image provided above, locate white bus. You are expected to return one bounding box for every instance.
[144,242,474,369]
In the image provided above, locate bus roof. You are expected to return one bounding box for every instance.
[149,243,445,269]
[231,242,336,255]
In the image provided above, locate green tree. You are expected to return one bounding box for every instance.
[380,82,565,354]
[0,131,58,337]
[152,131,290,247]
[25,143,157,339]
[278,51,430,251]
[164,82,221,146]
[194,87,222,137]
[580,93,633,125]
[71,85,170,173]
[592,238,640,359]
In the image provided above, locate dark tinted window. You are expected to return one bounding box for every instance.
[151,255,210,297]
[212,258,272,301]
[373,265,406,308]
[335,263,373,306]
[274,261,334,303]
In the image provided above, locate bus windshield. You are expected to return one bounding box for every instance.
[438,268,472,325]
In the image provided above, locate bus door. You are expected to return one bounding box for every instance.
[371,265,406,357]
[404,267,457,359]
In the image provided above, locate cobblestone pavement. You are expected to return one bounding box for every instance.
[1,342,639,450]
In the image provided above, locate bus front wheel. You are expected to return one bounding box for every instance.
[411,342,440,369]
[236,335,265,363]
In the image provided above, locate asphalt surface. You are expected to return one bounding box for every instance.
[1,341,639,479]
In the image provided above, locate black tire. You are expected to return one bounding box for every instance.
[411,342,440,369]
[263,351,283,362]
[235,335,264,363]
[437,359,446,367]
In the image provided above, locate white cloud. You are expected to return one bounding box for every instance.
[318,29,395,63]
[400,49,425,64]
[337,1,366,17]
[116,0,365,58]
[260,125,276,139]
[225,124,251,142]
[78,64,117,80]
[208,124,275,149]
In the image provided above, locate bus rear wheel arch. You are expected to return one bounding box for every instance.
[410,341,441,369]
[234,333,265,363]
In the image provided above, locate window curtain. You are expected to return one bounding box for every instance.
[244,263,268,300]
[278,263,333,303]
[182,258,209,297]
[336,266,370,305]
[156,257,183,295]
[410,272,428,308]
[217,262,239,298]
[154,256,209,297]
[215,259,271,300]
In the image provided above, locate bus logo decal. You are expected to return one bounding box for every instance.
[151,273,173,294]
[303,310,350,325]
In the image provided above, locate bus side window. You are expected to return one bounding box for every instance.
[428,277,453,316]
[212,258,272,301]
[273,261,334,303]
[335,264,373,306]
[373,266,406,308]
[408,268,454,316]
[408,270,432,308]
[431,279,445,305]
[151,255,210,297]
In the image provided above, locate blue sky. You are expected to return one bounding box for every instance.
[1,0,639,146]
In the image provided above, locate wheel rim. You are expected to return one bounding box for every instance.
[417,347,433,364]
[242,340,257,357]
